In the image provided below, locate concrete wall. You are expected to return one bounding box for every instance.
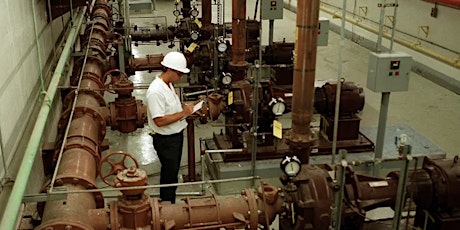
[284,0,460,93]
[0,0,69,214]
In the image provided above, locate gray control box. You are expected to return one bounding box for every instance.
[367,51,412,92]
[261,0,283,20]
[318,17,329,46]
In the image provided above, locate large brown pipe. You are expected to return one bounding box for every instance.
[231,0,247,65]
[37,1,111,229]
[202,0,212,28]
[288,0,320,163]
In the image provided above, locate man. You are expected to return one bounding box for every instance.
[146,51,194,203]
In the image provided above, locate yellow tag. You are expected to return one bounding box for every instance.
[176,0,181,3]
[273,120,282,139]
[187,43,198,52]
[228,91,233,105]
[194,19,202,28]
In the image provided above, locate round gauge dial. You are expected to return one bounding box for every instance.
[190,31,199,40]
[190,9,199,17]
[269,97,286,116]
[217,41,228,52]
[173,9,181,17]
[280,156,301,177]
[222,74,232,85]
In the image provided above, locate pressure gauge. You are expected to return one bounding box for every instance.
[217,41,228,52]
[280,156,301,177]
[173,9,181,17]
[221,73,232,85]
[269,97,286,116]
[190,31,199,41]
[190,9,199,17]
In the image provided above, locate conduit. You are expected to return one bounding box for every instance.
[283,1,460,69]
[0,7,87,230]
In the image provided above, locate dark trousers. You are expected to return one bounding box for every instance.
[151,131,183,203]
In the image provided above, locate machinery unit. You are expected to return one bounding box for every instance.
[367,51,412,92]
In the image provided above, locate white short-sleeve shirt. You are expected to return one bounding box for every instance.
[146,75,187,135]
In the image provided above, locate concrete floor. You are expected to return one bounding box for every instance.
[99,0,460,229]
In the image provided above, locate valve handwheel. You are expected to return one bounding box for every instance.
[99,151,139,187]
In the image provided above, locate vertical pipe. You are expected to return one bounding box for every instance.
[0,8,86,230]
[186,118,196,181]
[374,92,390,159]
[0,127,8,179]
[202,0,212,27]
[389,0,399,52]
[231,0,247,64]
[32,0,46,93]
[250,0,263,186]
[330,150,347,229]
[392,149,411,230]
[331,0,347,164]
[376,0,386,52]
[268,20,274,45]
[289,0,320,163]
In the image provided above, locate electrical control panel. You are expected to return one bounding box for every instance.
[367,51,412,92]
[318,17,329,46]
[261,0,283,20]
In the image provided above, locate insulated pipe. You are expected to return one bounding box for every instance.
[0,8,86,230]
[288,0,320,163]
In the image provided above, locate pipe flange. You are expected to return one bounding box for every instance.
[58,106,107,143]
[243,189,259,230]
[74,106,107,141]
[62,89,106,111]
[53,177,105,209]
[109,200,120,230]
[62,136,101,168]
[35,220,92,230]
[151,198,162,230]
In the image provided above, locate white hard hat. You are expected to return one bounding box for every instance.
[161,51,190,73]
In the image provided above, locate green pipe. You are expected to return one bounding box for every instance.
[0,8,86,230]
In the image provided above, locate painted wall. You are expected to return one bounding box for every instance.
[0,0,68,213]
[284,0,460,89]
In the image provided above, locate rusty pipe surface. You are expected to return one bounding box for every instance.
[185,118,197,181]
[128,54,164,73]
[231,0,247,65]
[288,0,320,163]
[87,185,284,230]
[202,0,212,28]
[37,1,111,229]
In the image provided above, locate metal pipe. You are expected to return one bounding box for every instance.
[330,150,347,229]
[331,0,347,164]
[32,0,46,93]
[392,150,412,229]
[288,0,320,163]
[0,8,86,230]
[186,118,197,181]
[231,0,247,64]
[376,0,387,52]
[47,176,261,195]
[374,92,390,159]
[389,0,399,52]
[202,0,212,27]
